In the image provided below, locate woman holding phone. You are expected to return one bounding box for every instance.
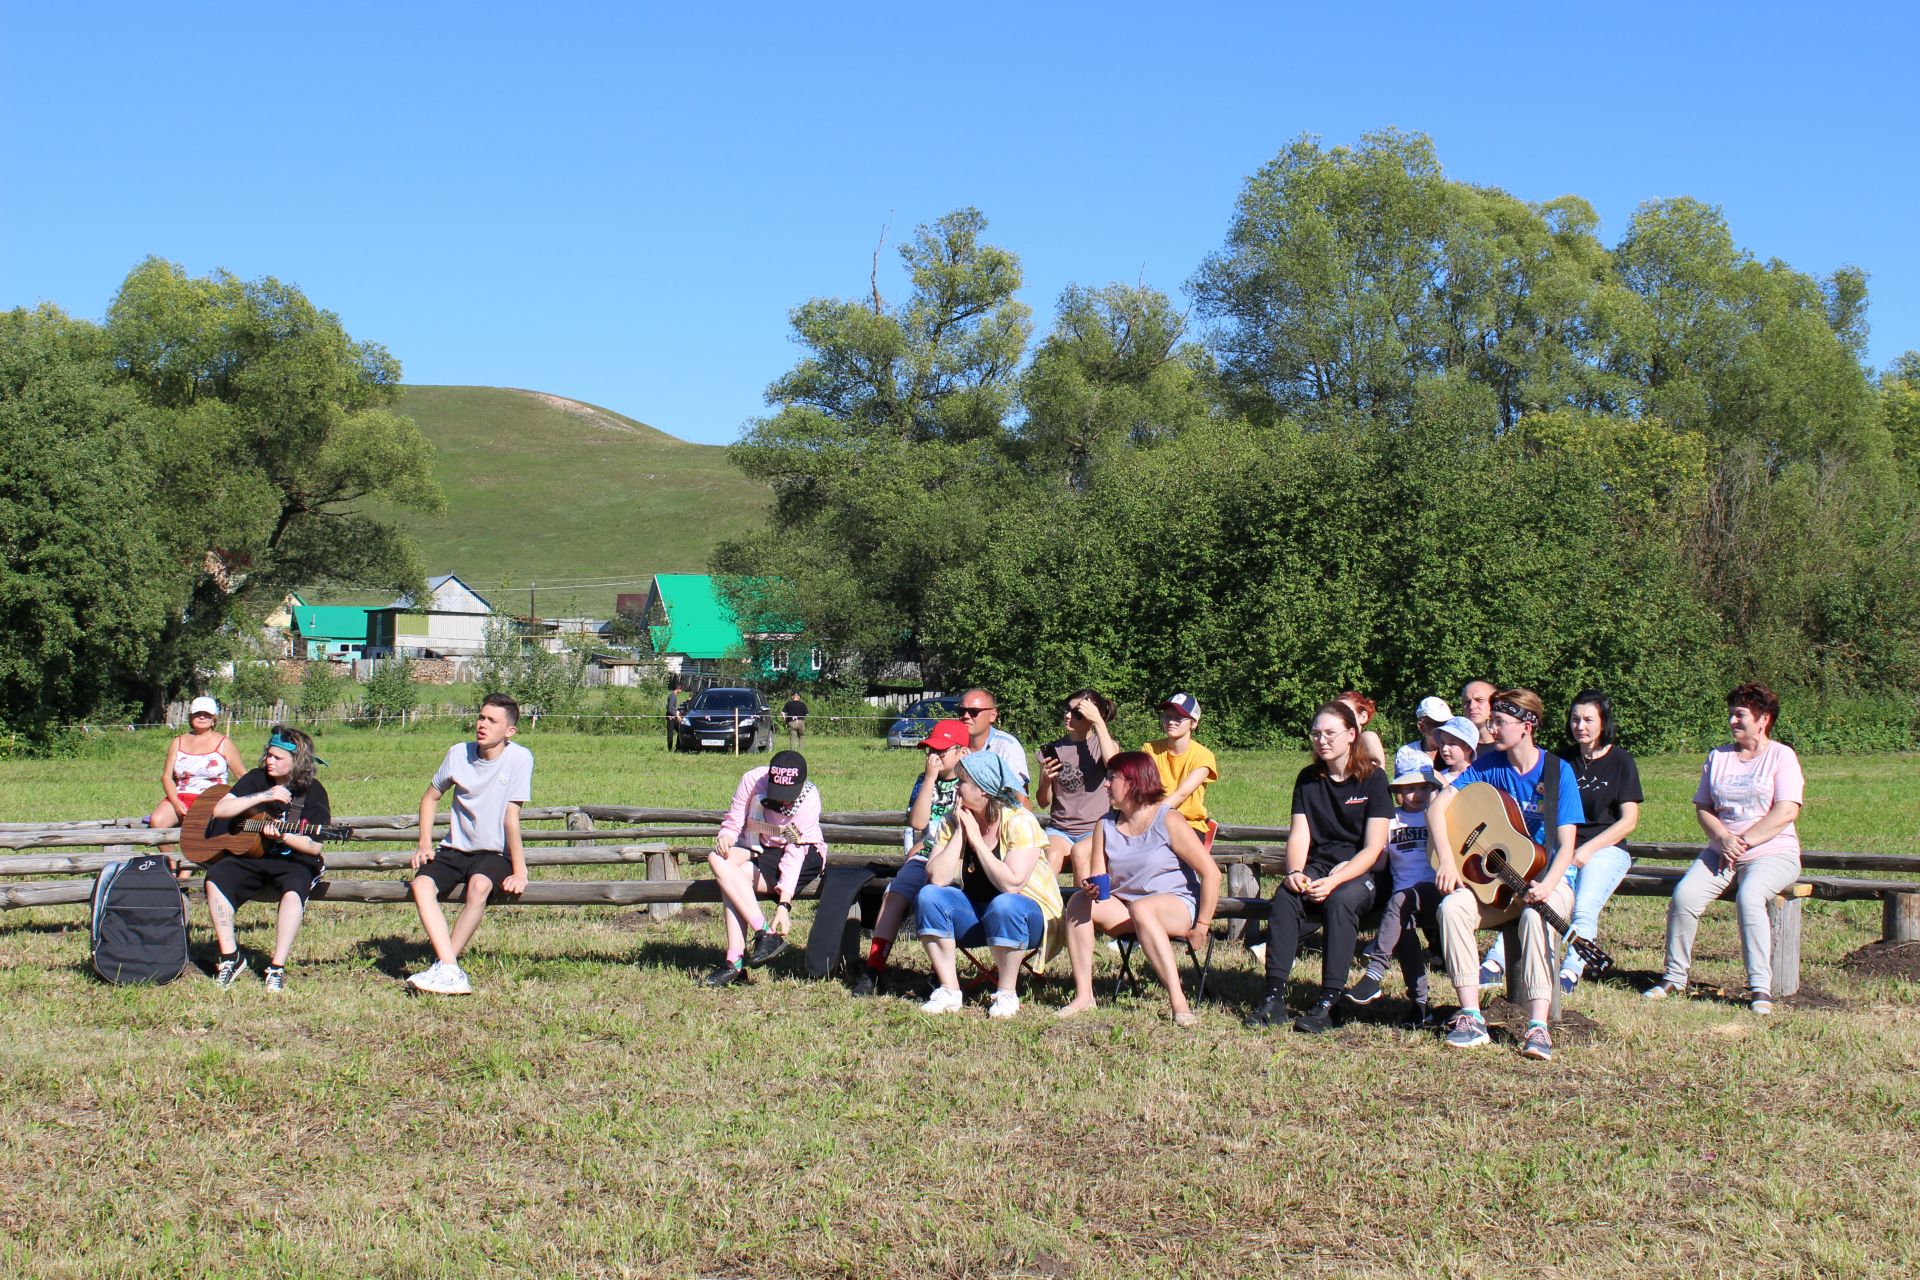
[1034,688,1119,878]
[1056,751,1220,1026]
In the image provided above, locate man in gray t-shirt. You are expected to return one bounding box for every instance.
[405,693,535,996]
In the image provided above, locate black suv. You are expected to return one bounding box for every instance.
[673,687,773,752]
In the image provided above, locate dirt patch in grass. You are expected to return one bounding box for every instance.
[611,906,715,930]
[1482,995,1603,1045]
[1841,940,1920,982]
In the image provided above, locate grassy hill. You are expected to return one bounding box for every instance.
[366,386,770,618]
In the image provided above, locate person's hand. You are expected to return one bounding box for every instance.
[1304,876,1335,903]
[1434,861,1462,895]
[956,807,982,839]
[1041,755,1063,781]
[1073,696,1106,726]
[259,819,283,840]
[923,751,943,778]
[502,872,528,894]
[264,785,292,805]
[1523,877,1556,906]
[1572,844,1594,869]
[1284,869,1310,896]
[1185,920,1211,950]
[713,832,733,856]
[771,904,792,936]
[411,840,436,870]
[1720,832,1749,864]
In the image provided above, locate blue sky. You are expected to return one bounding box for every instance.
[4,2,1915,445]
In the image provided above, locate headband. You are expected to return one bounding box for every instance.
[267,732,327,766]
[1490,698,1539,729]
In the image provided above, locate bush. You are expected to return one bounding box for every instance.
[298,661,345,723]
[362,656,418,724]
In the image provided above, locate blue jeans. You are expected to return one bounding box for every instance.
[1562,844,1632,977]
[915,885,1045,950]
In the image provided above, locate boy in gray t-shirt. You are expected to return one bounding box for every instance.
[405,693,534,995]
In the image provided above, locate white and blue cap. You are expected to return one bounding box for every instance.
[1390,744,1437,787]
[1158,692,1201,721]
[1435,716,1480,752]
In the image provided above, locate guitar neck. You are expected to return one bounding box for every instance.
[1485,855,1574,936]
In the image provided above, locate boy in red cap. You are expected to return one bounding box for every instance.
[850,719,968,996]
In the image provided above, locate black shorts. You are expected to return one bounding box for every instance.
[413,846,514,900]
[752,847,825,897]
[205,854,324,907]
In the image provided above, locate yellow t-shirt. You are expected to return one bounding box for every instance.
[936,805,1063,922]
[1144,739,1219,830]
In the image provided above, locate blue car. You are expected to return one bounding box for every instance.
[886,696,961,748]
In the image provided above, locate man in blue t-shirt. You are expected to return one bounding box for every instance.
[1425,687,1581,1062]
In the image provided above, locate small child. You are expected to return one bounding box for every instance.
[1143,693,1219,842]
[850,720,967,996]
[1344,745,1442,1025]
[702,751,827,987]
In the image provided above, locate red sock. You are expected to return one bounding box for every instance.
[867,935,894,972]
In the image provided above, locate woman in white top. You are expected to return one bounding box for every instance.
[150,695,243,845]
[1646,683,1805,1014]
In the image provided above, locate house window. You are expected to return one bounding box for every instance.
[809,647,824,672]
[770,649,790,672]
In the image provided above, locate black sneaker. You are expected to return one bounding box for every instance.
[1401,1002,1439,1031]
[746,929,788,968]
[849,968,879,998]
[1242,993,1285,1029]
[1293,993,1339,1034]
[1346,973,1385,1006]
[214,956,249,989]
[702,962,745,988]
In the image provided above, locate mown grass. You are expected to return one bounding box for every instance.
[2,732,1917,1277]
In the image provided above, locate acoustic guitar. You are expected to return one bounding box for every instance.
[178,784,352,865]
[1433,782,1614,978]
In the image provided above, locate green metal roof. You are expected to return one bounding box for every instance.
[291,605,373,642]
[646,574,743,660]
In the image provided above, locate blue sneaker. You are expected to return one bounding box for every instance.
[1444,1010,1491,1048]
[1521,1021,1553,1061]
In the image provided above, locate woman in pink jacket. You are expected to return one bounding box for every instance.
[703,750,829,987]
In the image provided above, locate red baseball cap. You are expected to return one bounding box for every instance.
[920,720,968,751]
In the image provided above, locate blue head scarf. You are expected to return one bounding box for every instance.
[958,751,1023,806]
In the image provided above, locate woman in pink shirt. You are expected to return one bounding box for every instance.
[702,751,828,987]
[1646,683,1805,1014]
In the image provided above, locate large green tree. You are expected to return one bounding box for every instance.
[0,306,171,737]
[105,259,444,717]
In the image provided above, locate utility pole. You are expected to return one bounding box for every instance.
[530,581,537,624]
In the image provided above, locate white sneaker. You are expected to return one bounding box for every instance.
[920,986,964,1014]
[440,965,473,995]
[407,961,473,996]
[404,961,443,991]
[988,990,1021,1020]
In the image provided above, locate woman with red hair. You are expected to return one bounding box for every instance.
[1056,751,1221,1026]
[1338,691,1388,771]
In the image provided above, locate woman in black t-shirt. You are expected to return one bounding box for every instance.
[1245,701,1391,1034]
[203,725,332,992]
[1558,689,1642,992]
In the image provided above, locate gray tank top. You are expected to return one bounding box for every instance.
[1103,805,1199,903]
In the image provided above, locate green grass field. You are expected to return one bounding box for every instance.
[3,732,1917,1277]
[345,386,770,617]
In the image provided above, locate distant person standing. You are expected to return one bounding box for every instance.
[664,679,684,751]
[782,694,809,750]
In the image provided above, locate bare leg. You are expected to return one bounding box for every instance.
[923,936,959,991]
[410,876,459,965]
[448,876,495,958]
[708,848,764,958]
[151,803,189,877]
[871,893,908,943]
[1058,892,1135,1016]
[205,881,239,954]
[270,892,305,967]
[991,945,1028,993]
[1046,833,1072,877]
[1128,895,1196,1020]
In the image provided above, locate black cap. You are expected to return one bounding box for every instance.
[764,750,807,804]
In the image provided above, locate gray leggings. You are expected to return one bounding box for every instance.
[1364,881,1441,1003]
[1663,851,1800,997]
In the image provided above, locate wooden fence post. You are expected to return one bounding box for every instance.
[1768,894,1803,998]
[1225,864,1260,943]
[1884,892,1920,944]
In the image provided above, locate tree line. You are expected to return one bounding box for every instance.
[0,260,443,740]
[716,130,1920,750]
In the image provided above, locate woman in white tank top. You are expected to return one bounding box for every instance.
[149,696,245,844]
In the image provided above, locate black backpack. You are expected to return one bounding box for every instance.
[90,856,190,985]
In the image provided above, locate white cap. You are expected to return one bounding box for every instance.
[188,695,220,718]
[1416,695,1452,724]
[1390,744,1436,787]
